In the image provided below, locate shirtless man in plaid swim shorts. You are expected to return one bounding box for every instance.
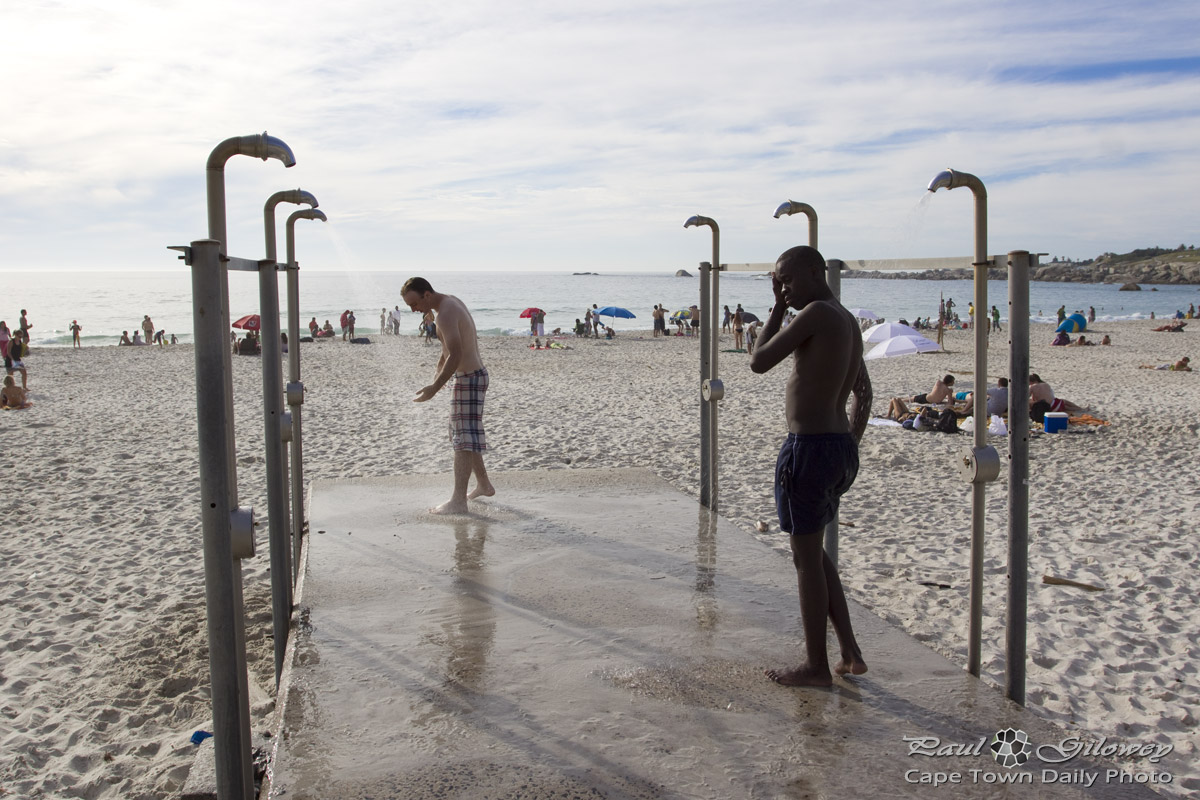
[403,277,495,514]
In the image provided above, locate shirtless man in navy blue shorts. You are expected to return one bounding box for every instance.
[750,246,872,687]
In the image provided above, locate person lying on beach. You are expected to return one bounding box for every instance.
[960,377,1009,418]
[911,374,954,405]
[886,397,916,421]
[1066,335,1094,346]
[1051,331,1070,346]
[1029,373,1084,419]
[1101,335,1111,345]
[1151,321,1186,332]
[1,375,30,408]
[1139,357,1191,371]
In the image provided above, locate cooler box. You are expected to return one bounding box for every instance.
[1043,411,1068,433]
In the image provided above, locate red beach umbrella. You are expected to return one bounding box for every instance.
[232,314,261,331]
[519,307,543,318]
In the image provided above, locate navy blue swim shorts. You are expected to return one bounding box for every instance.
[774,432,859,535]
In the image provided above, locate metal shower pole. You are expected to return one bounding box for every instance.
[684,215,724,510]
[927,168,1000,678]
[285,208,327,584]
[207,132,297,507]
[193,131,295,800]
[262,189,317,685]
[1006,250,1033,704]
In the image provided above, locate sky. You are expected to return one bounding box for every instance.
[1,0,1198,273]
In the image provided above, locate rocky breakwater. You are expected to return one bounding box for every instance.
[848,254,1200,285]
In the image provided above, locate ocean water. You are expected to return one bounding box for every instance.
[2,270,1197,347]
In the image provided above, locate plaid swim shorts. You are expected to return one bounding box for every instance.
[450,367,489,452]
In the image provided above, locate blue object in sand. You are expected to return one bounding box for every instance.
[1043,412,1068,433]
[191,730,213,746]
[1055,313,1087,333]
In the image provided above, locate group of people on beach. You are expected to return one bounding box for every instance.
[118,314,174,347]
[884,369,1086,429]
[1,311,32,408]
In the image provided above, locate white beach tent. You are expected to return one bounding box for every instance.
[862,321,921,342]
[864,334,942,361]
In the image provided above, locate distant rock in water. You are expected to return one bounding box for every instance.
[1119,282,1142,291]
[572,272,598,276]
[675,269,692,277]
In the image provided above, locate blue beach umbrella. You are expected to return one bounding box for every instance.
[595,306,635,330]
[595,306,635,319]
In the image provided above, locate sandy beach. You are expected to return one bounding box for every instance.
[1,318,1197,798]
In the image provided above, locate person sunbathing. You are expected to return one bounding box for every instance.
[911,374,954,404]
[1151,321,1186,332]
[1066,335,1094,346]
[1139,357,1191,371]
[1100,335,1111,345]
[886,397,914,421]
[1051,331,1070,346]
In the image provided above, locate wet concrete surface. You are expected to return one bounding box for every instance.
[267,469,1163,799]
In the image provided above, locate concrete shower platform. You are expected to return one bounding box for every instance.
[266,469,1159,798]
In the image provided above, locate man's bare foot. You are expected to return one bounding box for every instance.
[467,484,495,500]
[764,666,833,687]
[430,498,469,515]
[834,656,868,677]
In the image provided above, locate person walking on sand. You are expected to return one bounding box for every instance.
[142,315,154,344]
[403,277,494,514]
[70,320,82,348]
[749,245,871,687]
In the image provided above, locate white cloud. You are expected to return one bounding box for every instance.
[1,0,1198,270]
